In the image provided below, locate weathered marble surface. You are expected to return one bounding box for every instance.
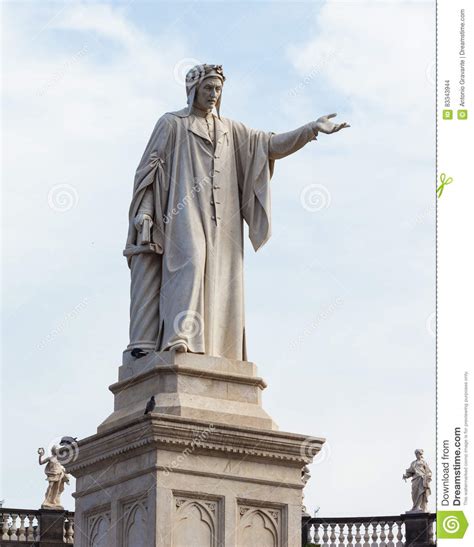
[98,351,278,433]
[38,445,70,510]
[125,63,349,361]
[403,449,432,513]
[69,413,324,547]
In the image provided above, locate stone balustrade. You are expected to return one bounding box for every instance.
[302,514,436,547]
[0,508,74,544]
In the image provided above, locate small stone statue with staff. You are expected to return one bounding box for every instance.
[402,449,432,512]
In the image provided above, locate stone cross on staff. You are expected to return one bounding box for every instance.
[124,63,349,360]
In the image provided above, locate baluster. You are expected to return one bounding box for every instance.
[354,523,362,547]
[10,513,19,540]
[330,523,337,547]
[395,521,404,547]
[35,515,40,541]
[26,514,36,541]
[1,513,11,540]
[362,522,370,547]
[18,514,27,540]
[347,522,355,546]
[322,523,330,547]
[386,521,395,547]
[379,521,387,547]
[338,523,346,547]
[307,523,314,546]
[312,523,321,546]
[66,517,74,543]
[370,522,379,547]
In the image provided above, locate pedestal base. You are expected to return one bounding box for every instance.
[403,513,434,546]
[99,352,278,433]
[69,353,324,547]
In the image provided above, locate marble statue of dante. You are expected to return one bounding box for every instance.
[124,64,349,360]
[402,449,432,512]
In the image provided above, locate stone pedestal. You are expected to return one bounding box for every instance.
[38,509,68,546]
[402,513,434,546]
[68,352,324,547]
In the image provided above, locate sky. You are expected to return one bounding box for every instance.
[1,0,435,517]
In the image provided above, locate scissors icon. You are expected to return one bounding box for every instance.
[437,173,453,198]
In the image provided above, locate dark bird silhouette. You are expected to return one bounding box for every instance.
[144,396,156,415]
[132,348,147,359]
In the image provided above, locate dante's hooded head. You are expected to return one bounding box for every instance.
[185,64,226,118]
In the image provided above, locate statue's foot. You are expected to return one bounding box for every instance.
[168,341,188,353]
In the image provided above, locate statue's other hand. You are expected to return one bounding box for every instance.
[38,447,45,456]
[134,213,154,232]
[315,113,350,134]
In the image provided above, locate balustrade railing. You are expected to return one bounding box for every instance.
[302,514,436,547]
[0,508,74,544]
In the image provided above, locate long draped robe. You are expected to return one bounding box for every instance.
[124,108,276,361]
[404,458,432,511]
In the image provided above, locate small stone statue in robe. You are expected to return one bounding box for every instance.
[125,63,349,361]
[403,449,432,513]
[38,446,70,510]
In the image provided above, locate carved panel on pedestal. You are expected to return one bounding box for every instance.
[119,494,148,547]
[172,494,221,547]
[86,507,111,547]
[238,503,283,547]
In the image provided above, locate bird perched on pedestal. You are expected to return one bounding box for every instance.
[144,396,156,415]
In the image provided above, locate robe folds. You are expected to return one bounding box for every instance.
[124,108,275,360]
[404,459,432,511]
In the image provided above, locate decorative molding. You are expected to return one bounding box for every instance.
[86,506,111,547]
[110,364,268,394]
[68,417,323,475]
[237,501,286,547]
[173,494,222,547]
[73,464,302,499]
[120,494,148,547]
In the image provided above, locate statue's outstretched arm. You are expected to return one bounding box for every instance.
[269,123,317,160]
[269,113,350,160]
[37,447,49,466]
